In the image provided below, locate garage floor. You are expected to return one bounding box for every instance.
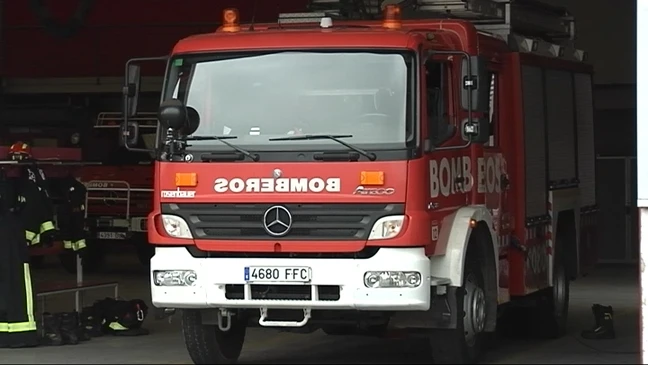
[0,254,640,364]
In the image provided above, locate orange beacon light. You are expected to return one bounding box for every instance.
[222,8,241,32]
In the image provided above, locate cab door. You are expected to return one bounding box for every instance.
[423,52,471,256]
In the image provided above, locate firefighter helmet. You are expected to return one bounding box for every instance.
[8,141,32,161]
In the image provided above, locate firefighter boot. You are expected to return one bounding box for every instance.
[581,304,616,340]
[40,313,64,346]
[58,312,80,345]
[80,306,104,337]
[70,311,91,341]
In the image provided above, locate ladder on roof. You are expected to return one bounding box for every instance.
[300,0,574,42]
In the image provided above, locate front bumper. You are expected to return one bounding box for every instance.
[151,246,431,311]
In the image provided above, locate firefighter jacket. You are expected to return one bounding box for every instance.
[0,175,39,348]
[15,164,55,246]
[58,176,87,253]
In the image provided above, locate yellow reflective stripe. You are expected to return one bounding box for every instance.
[23,263,35,328]
[73,239,87,251]
[39,221,55,234]
[108,321,128,331]
[31,234,40,245]
[63,240,73,249]
[25,230,36,241]
[0,321,37,332]
[0,265,37,333]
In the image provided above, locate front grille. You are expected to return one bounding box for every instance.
[161,203,404,240]
[225,284,340,301]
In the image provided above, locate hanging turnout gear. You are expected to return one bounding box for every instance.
[0,171,39,348]
[91,298,150,336]
[8,142,56,246]
[58,176,88,253]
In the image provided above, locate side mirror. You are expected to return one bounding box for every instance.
[461,56,490,113]
[182,106,201,136]
[461,117,490,144]
[123,64,141,118]
[158,99,188,130]
[119,121,140,148]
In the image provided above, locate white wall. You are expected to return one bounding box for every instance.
[542,0,636,85]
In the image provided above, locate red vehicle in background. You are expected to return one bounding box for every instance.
[70,112,157,272]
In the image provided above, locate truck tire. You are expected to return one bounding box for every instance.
[182,309,247,364]
[430,245,488,364]
[532,251,569,339]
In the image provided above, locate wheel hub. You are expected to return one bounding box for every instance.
[463,276,486,345]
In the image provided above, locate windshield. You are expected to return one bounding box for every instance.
[164,51,414,152]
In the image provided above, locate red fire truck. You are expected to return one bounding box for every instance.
[121,0,597,363]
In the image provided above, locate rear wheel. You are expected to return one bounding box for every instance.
[429,244,489,364]
[532,252,569,339]
[182,309,247,364]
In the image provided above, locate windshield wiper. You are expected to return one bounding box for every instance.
[185,135,260,162]
[269,134,377,161]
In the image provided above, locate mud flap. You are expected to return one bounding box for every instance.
[391,287,459,330]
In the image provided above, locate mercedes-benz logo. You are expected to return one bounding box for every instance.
[103,191,119,206]
[262,205,292,237]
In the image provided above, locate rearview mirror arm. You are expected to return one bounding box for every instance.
[120,55,169,153]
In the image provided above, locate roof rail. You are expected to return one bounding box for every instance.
[95,112,157,129]
[293,0,574,43]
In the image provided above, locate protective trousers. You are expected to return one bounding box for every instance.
[59,178,87,252]
[0,213,38,348]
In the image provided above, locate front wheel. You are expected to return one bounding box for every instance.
[429,245,490,364]
[182,309,247,364]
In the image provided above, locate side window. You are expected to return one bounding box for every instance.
[485,72,498,147]
[425,60,453,145]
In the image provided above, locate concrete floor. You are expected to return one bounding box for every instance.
[0,253,640,364]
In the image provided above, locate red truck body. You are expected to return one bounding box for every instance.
[122,2,597,363]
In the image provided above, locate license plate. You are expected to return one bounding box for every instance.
[244,266,312,283]
[97,232,127,240]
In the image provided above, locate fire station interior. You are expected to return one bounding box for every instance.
[0,0,640,363]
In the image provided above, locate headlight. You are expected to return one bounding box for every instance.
[161,214,192,239]
[153,270,197,286]
[368,215,404,240]
[364,271,421,288]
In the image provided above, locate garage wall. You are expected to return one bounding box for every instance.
[2,0,309,78]
[540,0,636,86]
